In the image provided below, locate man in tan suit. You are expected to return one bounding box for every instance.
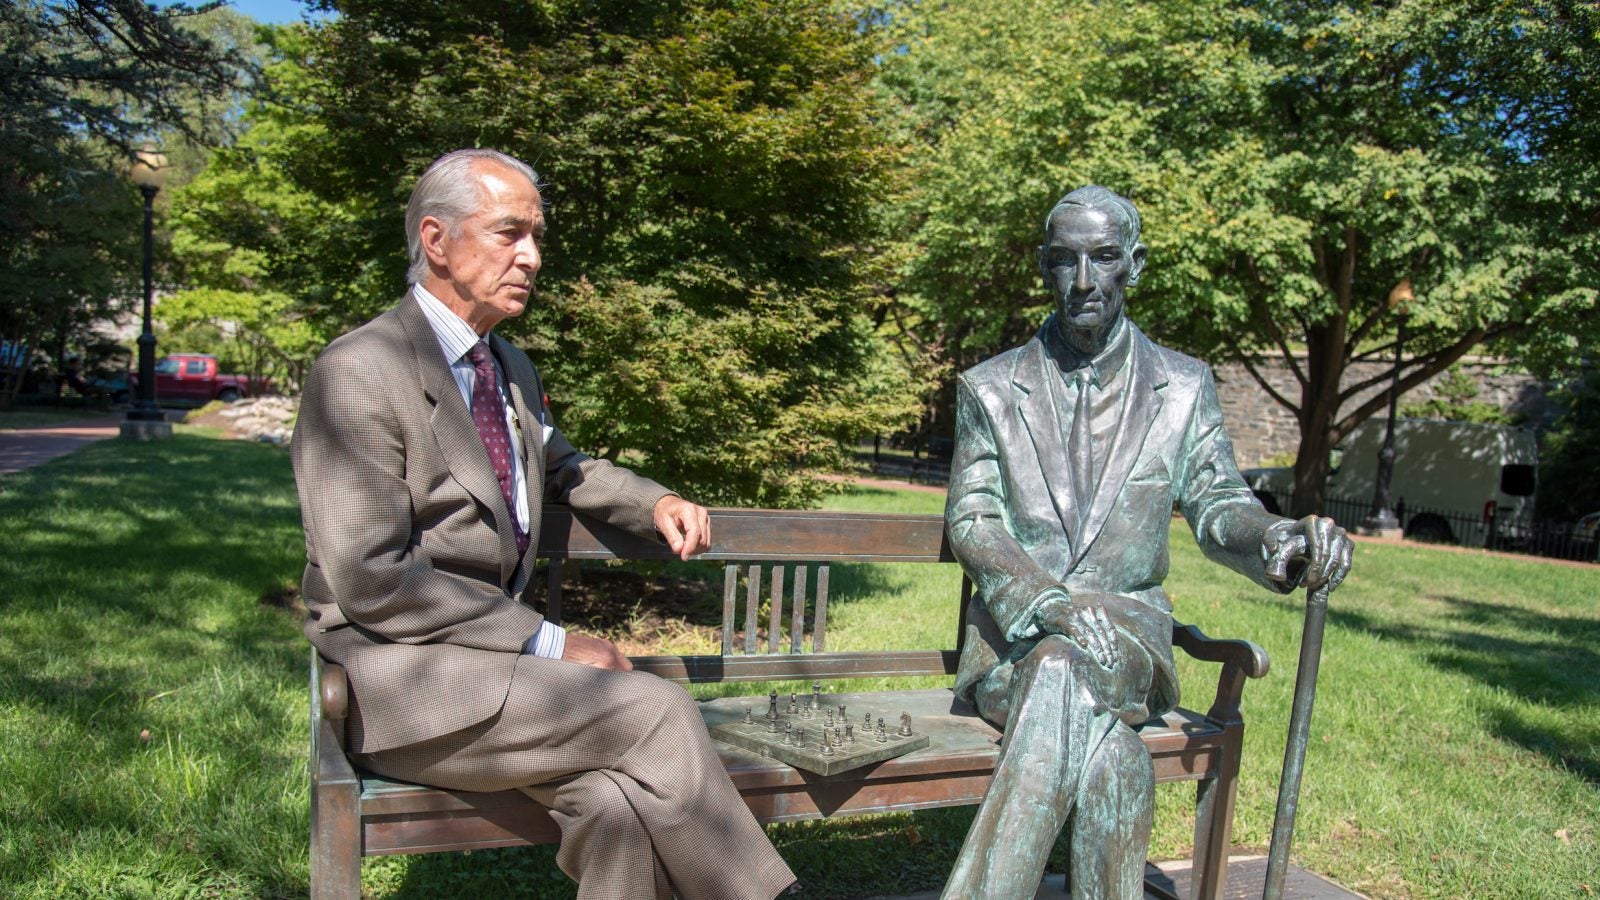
[291,148,795,899]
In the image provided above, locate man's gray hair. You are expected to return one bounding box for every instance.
[1044,185,1142,255]
[405,149,541,285]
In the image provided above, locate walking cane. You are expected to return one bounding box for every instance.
[1262,548,1332,900]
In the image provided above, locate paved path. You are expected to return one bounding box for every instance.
[0,415,126,475]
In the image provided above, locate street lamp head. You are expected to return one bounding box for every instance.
[130,143,169,191]
[1387,277,1415,314]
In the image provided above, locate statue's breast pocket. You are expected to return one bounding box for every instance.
[1123,458,1173,509]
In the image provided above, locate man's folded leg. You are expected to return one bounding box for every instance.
[355,653,796,900]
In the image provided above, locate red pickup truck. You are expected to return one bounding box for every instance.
[135,354,265,405]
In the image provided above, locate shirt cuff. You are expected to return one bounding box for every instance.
[523,622,568,659]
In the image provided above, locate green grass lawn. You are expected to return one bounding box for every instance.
[1,437,1596,898]
[0,407,116,430]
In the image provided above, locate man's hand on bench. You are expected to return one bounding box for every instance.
[562,633,634,671]
[654,495,712,561]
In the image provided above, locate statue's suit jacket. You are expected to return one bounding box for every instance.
[946,321,1287,725]
[291,297,671,755]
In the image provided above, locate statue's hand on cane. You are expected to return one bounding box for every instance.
[1263,515,1353,591]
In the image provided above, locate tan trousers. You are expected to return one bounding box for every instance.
[354,653,795,900]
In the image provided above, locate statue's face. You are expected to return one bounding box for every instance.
[1039,205,1145,346]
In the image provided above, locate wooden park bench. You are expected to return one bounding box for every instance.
[310,507,1271,899]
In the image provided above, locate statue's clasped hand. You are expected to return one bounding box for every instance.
[1263,515,1353,592]
[1037,591,1124,671]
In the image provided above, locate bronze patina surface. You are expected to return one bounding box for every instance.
[942,186,1353,899]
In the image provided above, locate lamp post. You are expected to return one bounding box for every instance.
[121,143,173,441]
[1360,278,1414,537]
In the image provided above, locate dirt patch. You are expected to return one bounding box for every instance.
[260,566,743,656]
[183,403,242,435]
[260,584,307,618]
[545,566,728,655]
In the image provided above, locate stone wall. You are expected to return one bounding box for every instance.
[1213,356,1552,468]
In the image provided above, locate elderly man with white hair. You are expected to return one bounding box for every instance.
[292,148,795,900]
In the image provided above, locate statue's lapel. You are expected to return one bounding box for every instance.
[398,300,519,583]
[1013,339,1080,544]
[1074,328,1168,561]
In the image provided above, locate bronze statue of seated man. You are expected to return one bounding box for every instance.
[943,185,1352,899]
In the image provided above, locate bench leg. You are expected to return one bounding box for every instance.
[311,720,362,900]
[1189,727,1244,900]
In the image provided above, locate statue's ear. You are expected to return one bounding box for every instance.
[1037,244,1048,280]
[1127,243,1148,286]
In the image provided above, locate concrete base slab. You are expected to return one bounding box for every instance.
[120,419,174,441]
[862,854,1366,900]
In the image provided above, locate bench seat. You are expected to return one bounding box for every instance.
[310,508,1267,899]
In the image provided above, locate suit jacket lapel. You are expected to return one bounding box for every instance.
[396,299,520,583]
[1074,326,1168,565]
[1013,338,1081,550]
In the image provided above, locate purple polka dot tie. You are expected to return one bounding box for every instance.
[467,342,529,554]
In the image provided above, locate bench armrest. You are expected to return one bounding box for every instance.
[1171,621,1270,729]
[320,662,348,721]
[310,649,349,753]
[1172,622,1270,679]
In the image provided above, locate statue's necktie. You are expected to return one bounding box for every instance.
[466,342,529,554]
[1070,372,1096,537]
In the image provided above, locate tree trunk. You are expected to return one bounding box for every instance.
[1290,420,1334,518]
[1290,305,1351,518]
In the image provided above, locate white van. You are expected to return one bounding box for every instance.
[1243,417,1538,546]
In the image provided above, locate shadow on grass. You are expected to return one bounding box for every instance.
[1236,588,1600,787]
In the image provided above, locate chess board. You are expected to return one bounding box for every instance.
[709,690,930,776]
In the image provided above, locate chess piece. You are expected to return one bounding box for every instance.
[900,712,913,737]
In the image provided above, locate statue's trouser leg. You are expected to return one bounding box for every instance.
[942,635,1126,900]
[1067,721,1155,899]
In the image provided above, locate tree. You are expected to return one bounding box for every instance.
[231,1,925,506]
[0,1,256,407]
[1536,368,1600,522]
[878,0,1600,517]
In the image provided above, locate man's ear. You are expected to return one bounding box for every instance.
[1037,244,1049,281]
[419,216,450,269]
[1127,243,1148,286]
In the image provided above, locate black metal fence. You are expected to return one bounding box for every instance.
[1286,492,1598,564]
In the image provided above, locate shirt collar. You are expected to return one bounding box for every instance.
[1042,315,1130,388]
[413,284,491,365]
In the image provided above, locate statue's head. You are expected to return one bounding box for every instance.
[1037,185,1147,355]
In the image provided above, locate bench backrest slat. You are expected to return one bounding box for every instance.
[538,508,957,563]
[814,565,830,652]
[629,650,959,683]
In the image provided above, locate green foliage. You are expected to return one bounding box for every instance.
[1535,369,1600,522]
[158,288,321,392]
[201,1,925,507]
[164,26,373,387]
[1399,364,1515,425]
[877,0,1600,515]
